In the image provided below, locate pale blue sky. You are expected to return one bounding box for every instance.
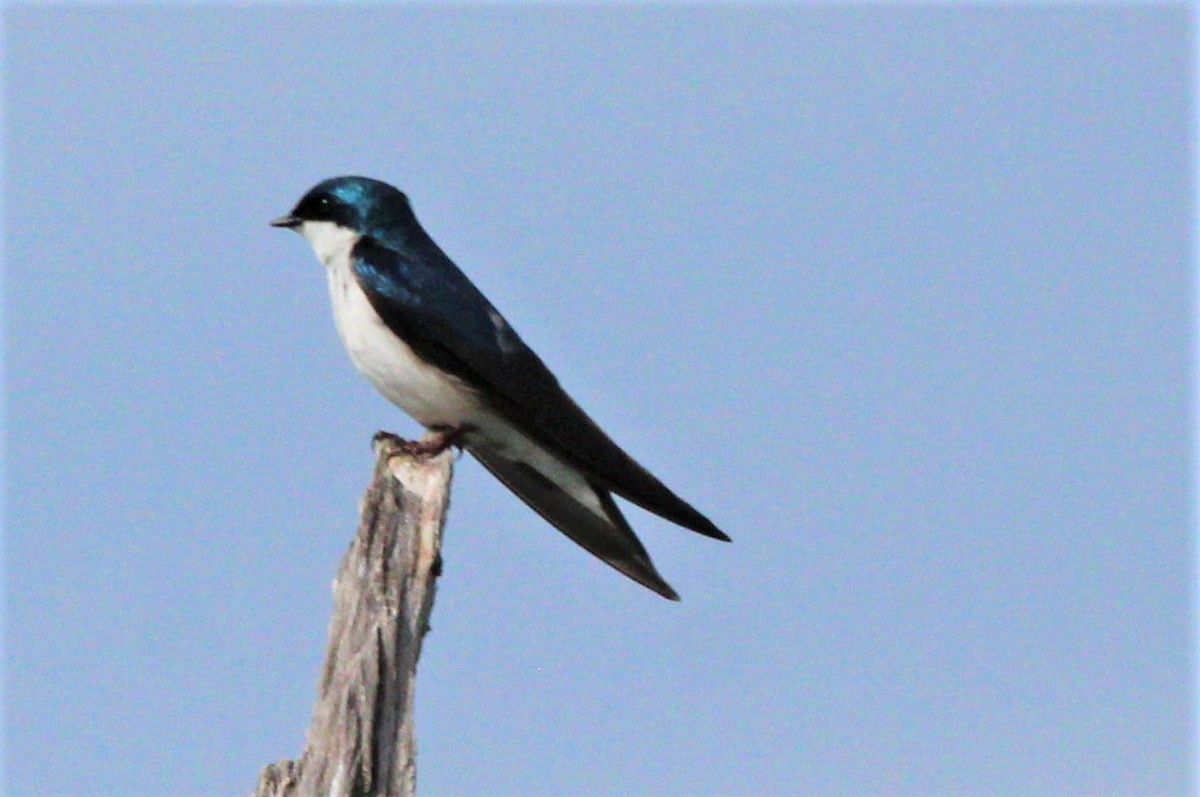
[3,5,1194,796]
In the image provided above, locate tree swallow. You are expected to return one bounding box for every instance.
[272,176,728,599]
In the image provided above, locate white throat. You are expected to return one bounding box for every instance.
[300,220,360,267]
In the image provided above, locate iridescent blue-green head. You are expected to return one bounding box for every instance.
[271,176,420,247]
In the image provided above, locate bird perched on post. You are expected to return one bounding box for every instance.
[272,176,728,599]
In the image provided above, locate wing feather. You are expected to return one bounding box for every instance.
[351,235,729,542]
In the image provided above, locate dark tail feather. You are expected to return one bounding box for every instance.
[470,447,680,600]
[575,448,730,542]
[620,482,731,542]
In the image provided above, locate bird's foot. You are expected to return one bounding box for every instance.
[376,426,473,459]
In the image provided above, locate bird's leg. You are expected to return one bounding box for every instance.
[389,424,474,458]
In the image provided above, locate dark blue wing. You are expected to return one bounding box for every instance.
[350,235,728,541]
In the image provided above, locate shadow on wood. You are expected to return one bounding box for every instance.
[253,432,455,797]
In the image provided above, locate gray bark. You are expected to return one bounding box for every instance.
[253,432,454,797]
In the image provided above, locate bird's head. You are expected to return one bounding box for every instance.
[271,176,417,249]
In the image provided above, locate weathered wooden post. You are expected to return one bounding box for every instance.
[253,432,454,797]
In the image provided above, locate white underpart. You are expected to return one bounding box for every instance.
[302,220,480,427]
[298,220,608,520]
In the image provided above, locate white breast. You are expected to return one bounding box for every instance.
[301,220,484,429]
[298,221,604,518]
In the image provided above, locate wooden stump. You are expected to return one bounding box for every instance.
[253,432,454,797]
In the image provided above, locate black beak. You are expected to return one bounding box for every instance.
[270,215,301,229]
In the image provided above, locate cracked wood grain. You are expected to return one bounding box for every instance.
[253,432,454,797]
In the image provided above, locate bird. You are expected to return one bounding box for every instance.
[271,176,728,599]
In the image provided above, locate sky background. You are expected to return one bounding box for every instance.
[2,5,1194,797]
